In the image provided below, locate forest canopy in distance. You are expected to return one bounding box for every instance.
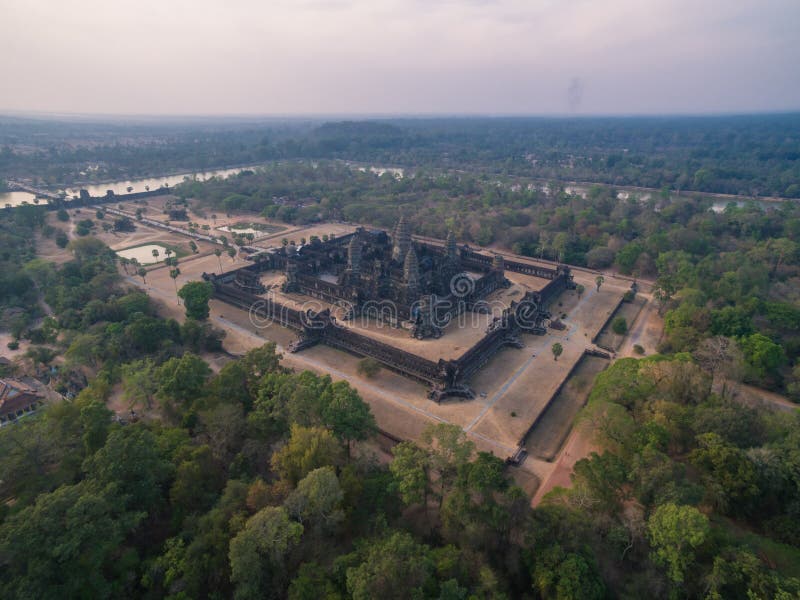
[1,113,800,198]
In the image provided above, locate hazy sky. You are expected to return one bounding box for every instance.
[1,0,798,115]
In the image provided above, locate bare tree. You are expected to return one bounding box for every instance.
[693,336,744,398]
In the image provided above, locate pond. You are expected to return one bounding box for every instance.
[116,244,169,265]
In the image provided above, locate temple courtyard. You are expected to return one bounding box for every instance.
[56,204,638,494]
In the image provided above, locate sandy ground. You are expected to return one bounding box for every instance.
[46,203,219,264]
[729,382,800,413]
[256,273,543,363]
[32,212,646,500]
[132,224,633,460]
[0,332,29,361]
[531,421,600,505]
[467,276,628,450]
[524,354,609,461]
[618,292,664,357]
[126,196,357,251]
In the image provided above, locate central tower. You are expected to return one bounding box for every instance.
[392,215,411,263]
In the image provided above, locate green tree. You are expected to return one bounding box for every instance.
[271,424,344,485]
[0,482,143,600]
[595,275,604,292]
[214,247,223,273]
[169,444,224,521]
[357,357,381,378]
[154,353,212,412]
[83,425,172,511]
[568,451,629,514]
[321,381,376,458]
[209,342,283,411]
[551,342,563,361]
[169,267,181,298]
[345,531,434,600]
[690,432,759,515]
[284,466,344,534]
[390,441,430,510]
[739,333,786,382]
[611,316,628,335]
[79,400,113,455]
[531,545,606,600]
[229,506,303,600]
[420,423,475,508]
[288,563,340,600]
[178,280,214,320]
[646,503,709,584]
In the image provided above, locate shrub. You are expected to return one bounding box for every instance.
[611,316,628,335]
[357,358,381,378]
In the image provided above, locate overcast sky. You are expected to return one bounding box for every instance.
[1,0,798,116]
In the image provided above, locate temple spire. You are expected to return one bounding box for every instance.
[446,230,457,261]
[392,215,411,263]
[347,234,362,275]
[492,252,504,273]
[404,247,419,290]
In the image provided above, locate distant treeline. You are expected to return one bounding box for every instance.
[2,114,799,197]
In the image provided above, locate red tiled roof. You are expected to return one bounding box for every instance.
[0,378,43,418]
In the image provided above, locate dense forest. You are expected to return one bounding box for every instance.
[2,114,800,197]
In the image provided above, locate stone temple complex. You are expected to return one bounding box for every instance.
[205,217,575,401]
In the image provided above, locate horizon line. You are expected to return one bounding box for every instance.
[2,108,800,123]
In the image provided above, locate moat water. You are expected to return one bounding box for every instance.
[0,166,248,207]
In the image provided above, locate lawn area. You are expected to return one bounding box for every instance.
[116,241,188,265]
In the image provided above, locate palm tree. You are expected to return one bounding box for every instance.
[227,247,237,262]
[165,248,173,261]
[169,268,181,301]
[120,257,130,274]
[152,248,160,263]
[138,267,147,284]
[595,275,605,292]
[214,248,223,273]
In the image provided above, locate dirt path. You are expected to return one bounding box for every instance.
[618,294,662,357]
[730,382,799,413]
[531,422,598,506]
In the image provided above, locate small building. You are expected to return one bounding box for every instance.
[0,378,44,425]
